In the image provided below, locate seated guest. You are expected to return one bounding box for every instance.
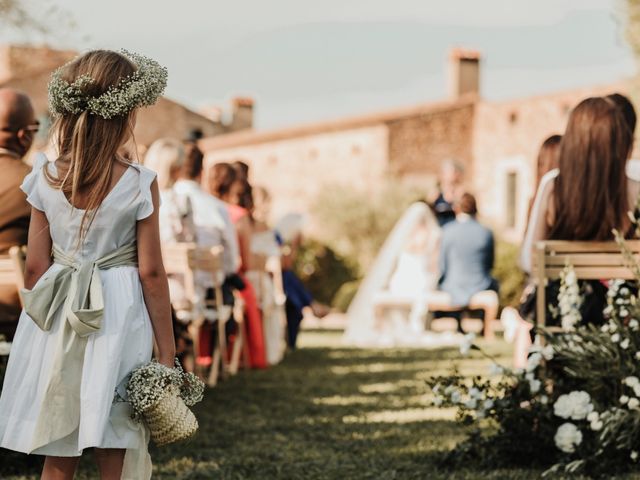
[174,146,239,276]
[434,193,499,339]
[144,138,196,369]
[173,146,241,367]
[247,186,286,365]
[0,88,38,339]
[522,96,638,328]
[144,138,195,244]
[210,163,267,369]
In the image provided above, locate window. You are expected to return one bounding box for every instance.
[506,172,518,228]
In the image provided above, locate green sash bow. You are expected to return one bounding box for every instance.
[22,242,138,452]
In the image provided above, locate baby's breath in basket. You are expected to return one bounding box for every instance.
[126,359,205,446]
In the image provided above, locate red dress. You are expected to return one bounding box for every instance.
[228,204,268,369]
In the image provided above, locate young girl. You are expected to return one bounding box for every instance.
[0,50,175,479]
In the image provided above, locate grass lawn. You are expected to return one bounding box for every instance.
[0,330,622,479]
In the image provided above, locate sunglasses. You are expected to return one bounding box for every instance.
[0,122,40,134]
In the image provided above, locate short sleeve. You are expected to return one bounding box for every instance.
[136,165,158,221]
[20,153,49,212]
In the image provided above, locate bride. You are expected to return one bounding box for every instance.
[343,202,461,347]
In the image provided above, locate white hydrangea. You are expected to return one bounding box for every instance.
[554,423,583,453]
[625,376,640,388]
[553,391,593,420]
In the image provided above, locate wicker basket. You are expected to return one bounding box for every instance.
[143,385,198,446]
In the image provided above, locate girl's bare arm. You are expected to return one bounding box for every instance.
[24,208,52,289]
[137,179,175,367]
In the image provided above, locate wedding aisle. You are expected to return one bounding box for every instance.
[0,332,600,479]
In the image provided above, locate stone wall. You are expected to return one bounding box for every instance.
[203,125,390,227]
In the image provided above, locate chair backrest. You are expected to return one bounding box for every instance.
[0,246,27,307]
[534,240,640,328]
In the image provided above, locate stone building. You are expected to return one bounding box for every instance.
[199,49,627,242]
[0,44,253,151]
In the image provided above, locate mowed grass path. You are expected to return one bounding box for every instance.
[1,331,542,479]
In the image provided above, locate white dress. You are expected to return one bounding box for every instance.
[0,153,155,478]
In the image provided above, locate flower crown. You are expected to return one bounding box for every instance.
[47,50,168,120]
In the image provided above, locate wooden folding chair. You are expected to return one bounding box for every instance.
[534,240,640,339]
[162,243,231,386]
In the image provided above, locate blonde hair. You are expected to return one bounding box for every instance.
[144,138,185,190]
[46,50,138,242]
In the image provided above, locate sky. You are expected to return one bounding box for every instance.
[2,0,636,129]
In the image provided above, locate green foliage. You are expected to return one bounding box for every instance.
[293,238,359,306]
[428,269,640,477]
[331,279,361,312]
[311,181,425,272]
[493,241,526,308]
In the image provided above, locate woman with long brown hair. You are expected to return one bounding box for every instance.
[523,96,637,327]
[208,162,268,369]
[0,50,174,479]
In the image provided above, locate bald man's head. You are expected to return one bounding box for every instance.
[0,88,37,158]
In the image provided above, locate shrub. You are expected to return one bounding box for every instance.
[293,239,359,307]
[493,241,526,308]
[311,181,424,272]
[331,280,361,313]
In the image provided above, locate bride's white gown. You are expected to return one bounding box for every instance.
[343,202,462,347]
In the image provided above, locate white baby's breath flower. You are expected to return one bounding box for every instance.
[464,398,478,410]
[0,341,11,356]
[432,396,443,407]
[621,395,630,404]
[635,352,640,361]
[540,395,549,405]
[555,423,583,453]
[632,451,639,461]
[630,319,639,331]
[483,399,494,410]
[612,333,621,343]
[621,338,631,350]
[450,390,461,404]
[624,376,640,388]
[629,398,640,410]
[587,411,599,423]
[602,324,610,333]
[621,309,630,318]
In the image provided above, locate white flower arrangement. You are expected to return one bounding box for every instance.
[125,359,204,420]
[48,50,168,120]
[553,391,593,420]
[554,422,583,453]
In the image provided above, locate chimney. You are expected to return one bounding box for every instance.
[230,96,254,131]
[448,48,481,99]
